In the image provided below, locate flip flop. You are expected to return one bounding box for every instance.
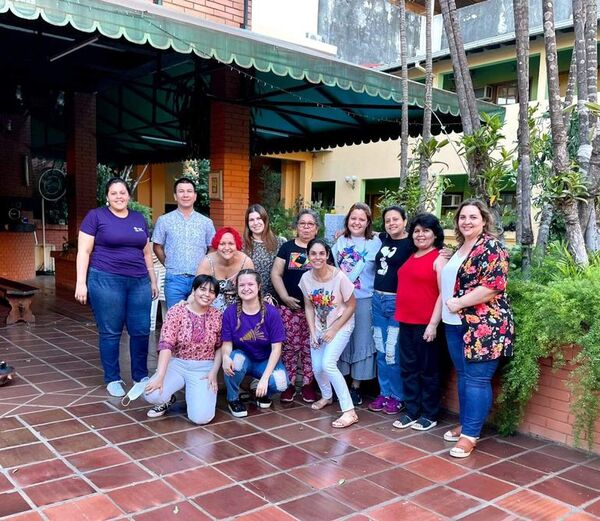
[331,412,358,429]
[449,436,476,458]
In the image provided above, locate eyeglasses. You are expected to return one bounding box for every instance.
[298,221,316,228]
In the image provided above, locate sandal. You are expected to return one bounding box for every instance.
[311,398,332,410]
[443,426,462,442]
[331,411,359,429]
[449,435,476,458]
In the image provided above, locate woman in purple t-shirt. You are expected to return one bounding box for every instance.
[221,269,288,418]
[75,177,158,398]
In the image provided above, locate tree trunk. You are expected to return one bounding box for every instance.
[535,201,553,253]
[543,0,589,265]
[439,0,486,197]
[583,0,599,250]
[418,0,433,211]
[513,0,533,274]
[399,0,409,186]
[438,0,473,136]
[585,0,597,105]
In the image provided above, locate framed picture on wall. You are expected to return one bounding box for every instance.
[208,170,223,200]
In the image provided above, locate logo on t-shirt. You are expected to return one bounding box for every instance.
[377,246,397,276]
[288,252,311,270]
[240,323,267,343]
[133,226,145,233]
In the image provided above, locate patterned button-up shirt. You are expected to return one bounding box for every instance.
[152,209,215,275]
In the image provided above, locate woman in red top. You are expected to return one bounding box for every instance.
[393,213,447,431]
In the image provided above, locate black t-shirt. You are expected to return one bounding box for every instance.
[374,233,413,292]
[276,240,312,308]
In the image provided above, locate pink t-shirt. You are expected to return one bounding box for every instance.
[299,268,355,334]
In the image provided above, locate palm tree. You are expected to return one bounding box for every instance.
[438,0,486,197]
[542,0,588,265]
[418,0,434,211]
[513,0,533,273]
[398,0,409,186]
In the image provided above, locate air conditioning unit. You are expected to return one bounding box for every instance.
[442,194,462,208]
[474,85,493,101]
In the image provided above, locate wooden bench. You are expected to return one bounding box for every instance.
[0,278,38,325]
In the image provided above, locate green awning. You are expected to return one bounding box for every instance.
[1,0,504,159]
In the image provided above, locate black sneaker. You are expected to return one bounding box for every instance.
[147,394,176,418]
[349,387,363,406]
[228,400,248,418]
[392,413,417,429]
[256,395,272,409]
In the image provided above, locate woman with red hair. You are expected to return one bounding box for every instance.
[196,227,254,311]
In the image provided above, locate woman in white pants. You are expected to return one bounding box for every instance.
[143,274,222,424]
[299,238,357,428]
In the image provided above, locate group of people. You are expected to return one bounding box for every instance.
[76,176,514,458]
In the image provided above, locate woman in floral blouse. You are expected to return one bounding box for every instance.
[442,199,514,458]
[143,274,222,423]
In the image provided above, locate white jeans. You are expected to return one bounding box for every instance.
[144,358,216,425]
[311,326,354,412]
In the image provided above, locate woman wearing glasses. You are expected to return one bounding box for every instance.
[271,209,320,404]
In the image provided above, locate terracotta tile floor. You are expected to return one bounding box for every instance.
[0,279,600,520]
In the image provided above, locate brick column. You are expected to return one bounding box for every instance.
[209,73,250,230]
[66,92,97,243]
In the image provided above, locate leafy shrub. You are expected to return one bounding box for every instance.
[495,244,600,448]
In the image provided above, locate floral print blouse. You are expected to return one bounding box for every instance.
[158,303,222,360]
[454,234,514,361]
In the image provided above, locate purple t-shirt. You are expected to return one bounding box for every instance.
[80,207,149,278]
[221,302,286,361]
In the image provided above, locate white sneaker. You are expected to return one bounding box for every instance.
[106,380,126,397]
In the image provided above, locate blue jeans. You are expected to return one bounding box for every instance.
[224,349,288,401]
[445,323,500,438]
[88,268,151,384]
[372,292,403,400]
[164,273,195,309]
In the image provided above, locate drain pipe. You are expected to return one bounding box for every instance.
[243,0,249,29]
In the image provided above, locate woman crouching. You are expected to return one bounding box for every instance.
[300,239,358,428]
[222,269,289,418]
[144,275,222,424]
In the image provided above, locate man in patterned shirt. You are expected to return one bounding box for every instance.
[153,178,216,308]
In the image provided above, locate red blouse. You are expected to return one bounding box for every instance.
[395,249,440,325]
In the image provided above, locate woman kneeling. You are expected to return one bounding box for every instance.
[222,269,289,418]
[144,275,222,424]
[300,239,358,428]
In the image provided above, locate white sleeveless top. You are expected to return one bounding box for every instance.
[441,251,467,325]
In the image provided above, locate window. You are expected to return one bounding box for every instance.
[311,181,335,210]
[494,82,518,105]
[441,193,463,210]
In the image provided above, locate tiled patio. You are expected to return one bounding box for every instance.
[1,279,600,520]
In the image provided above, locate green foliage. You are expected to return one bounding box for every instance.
[459,113,515,207]
[182,159,210,213]
[96,164,153,227]
[377,137,450,219]
[495,245,600,448]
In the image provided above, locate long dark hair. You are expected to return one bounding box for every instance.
[343,202,375,239]
[244,204,279,254]
[407,213,445,251]
[105,177,131,196]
